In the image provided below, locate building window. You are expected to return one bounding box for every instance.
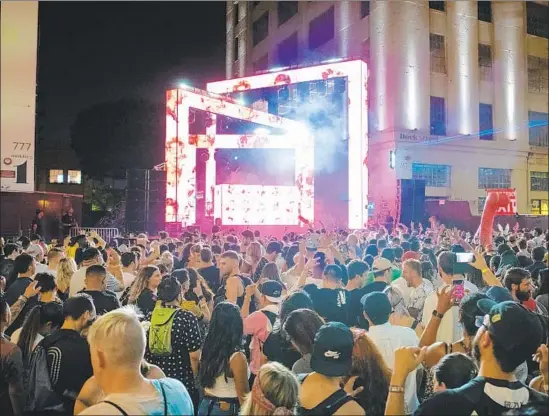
[252,12,269,46]
[478,44,492,81]
[478,168,511,189]
[430,34,446,73]
[412,163,451,187]
[526,2,549,39]
[308,6,334,50]
[479,103,493,140]
[233,36,239,62]
[360,2,370,18]
[430,96,446,136]
[234,2,240,24]
[277,32,298,67]
[531,171,549,192]
[68,170,82,184]
[528,56,549,94]
[278,1,298,26]
[531,199,549,216]
[478,197,486,215]
[253,54,268,73]
[429,1,445,12]
[49,169,64,184]
[529,111,549,147]
[478,1,492,23]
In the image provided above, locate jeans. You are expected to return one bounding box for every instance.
[198,397,239,416]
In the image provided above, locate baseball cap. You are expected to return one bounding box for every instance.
[476,300,544,360]
[266,241,282,254]
[241,230,254,239]
[402,251,420,261]
[260,280,283,303]
[485,286,514,303]
[310,322,353,377]
[26,244,43,258]
[361,291,392,323]
[306,233,321,250]
[372,257,392,273]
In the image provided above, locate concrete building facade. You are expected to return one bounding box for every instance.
[226,1,548,219]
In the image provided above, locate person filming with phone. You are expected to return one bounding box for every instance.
[419,251,480,345]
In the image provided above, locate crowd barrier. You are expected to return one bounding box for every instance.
[70,227,120,242]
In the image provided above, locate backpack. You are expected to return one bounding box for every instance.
[25,341,64,413]
[148,305,179,356]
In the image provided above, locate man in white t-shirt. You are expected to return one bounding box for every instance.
[421,251,477,344]
[363,291,420,414]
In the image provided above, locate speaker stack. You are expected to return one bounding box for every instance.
[125,169,166,235]
[398,179,426,226]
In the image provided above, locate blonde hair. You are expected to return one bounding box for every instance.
[260,262,281,283]
[160,252,174,272]
[56,257,77,293]
[240,362,299,416]
[87,306,145,367]
[246,242,263,265]
[128,266,159,304]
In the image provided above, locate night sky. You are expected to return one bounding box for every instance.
[36,1,226,148]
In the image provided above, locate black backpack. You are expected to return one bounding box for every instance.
[24,340,64,413]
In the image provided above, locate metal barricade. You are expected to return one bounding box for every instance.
[70,227,120,242]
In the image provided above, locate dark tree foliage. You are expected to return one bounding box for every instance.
[70,98,164,178]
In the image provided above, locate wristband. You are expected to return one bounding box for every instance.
[389,385,404,393]
[481,268,489,274]
[432,310,444,319]
[19,295,28,302]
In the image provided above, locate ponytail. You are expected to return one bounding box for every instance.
[17,305,42,363]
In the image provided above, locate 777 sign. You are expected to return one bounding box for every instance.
[165,87,314,226]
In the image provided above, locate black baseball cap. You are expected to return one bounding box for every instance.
[260,280,283,303]
[266,241,282,254]
[361,291,392,324]
[311,322,353,377]
[477,300,543,361]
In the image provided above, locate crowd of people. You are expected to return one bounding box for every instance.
[0,220,548,415]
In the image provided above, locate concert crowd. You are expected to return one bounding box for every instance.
[1,219,548,415]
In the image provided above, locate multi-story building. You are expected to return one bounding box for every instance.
[225,1,549,219]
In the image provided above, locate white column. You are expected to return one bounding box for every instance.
[370,0,430,133]
[338,1,352,58]
[492,1,527,141]
[446,1,480,135]
[236,1,248,77]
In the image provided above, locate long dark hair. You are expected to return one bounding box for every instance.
[17,303,64,362]
[198,302,243,388]
[185,268,214,303]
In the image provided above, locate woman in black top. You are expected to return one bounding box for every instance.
[263,291,312,370]
[127,266,162,315]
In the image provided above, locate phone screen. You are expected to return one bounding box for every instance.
[456,252,474,263]
[452,279,465,302]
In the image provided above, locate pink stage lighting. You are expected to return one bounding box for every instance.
[165,59,368,228]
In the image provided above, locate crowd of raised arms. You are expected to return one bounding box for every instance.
[0,220,548,416]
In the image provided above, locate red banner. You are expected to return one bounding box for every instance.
[487,188,517,216]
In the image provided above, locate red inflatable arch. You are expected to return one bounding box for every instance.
[479,191,511,250]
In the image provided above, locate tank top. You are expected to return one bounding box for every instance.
[204,352,250,398]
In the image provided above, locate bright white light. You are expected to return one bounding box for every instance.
[269,66,289,73]
[255,128,269,136]
[389,150,396,169]
[322,58,344,64]
[233,156,238,160]
[179,82,191,89]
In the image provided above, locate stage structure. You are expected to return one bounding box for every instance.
[165,59,368,229]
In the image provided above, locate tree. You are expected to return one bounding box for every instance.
[70,98,164,178]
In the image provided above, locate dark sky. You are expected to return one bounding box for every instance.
[36,1,226,148]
